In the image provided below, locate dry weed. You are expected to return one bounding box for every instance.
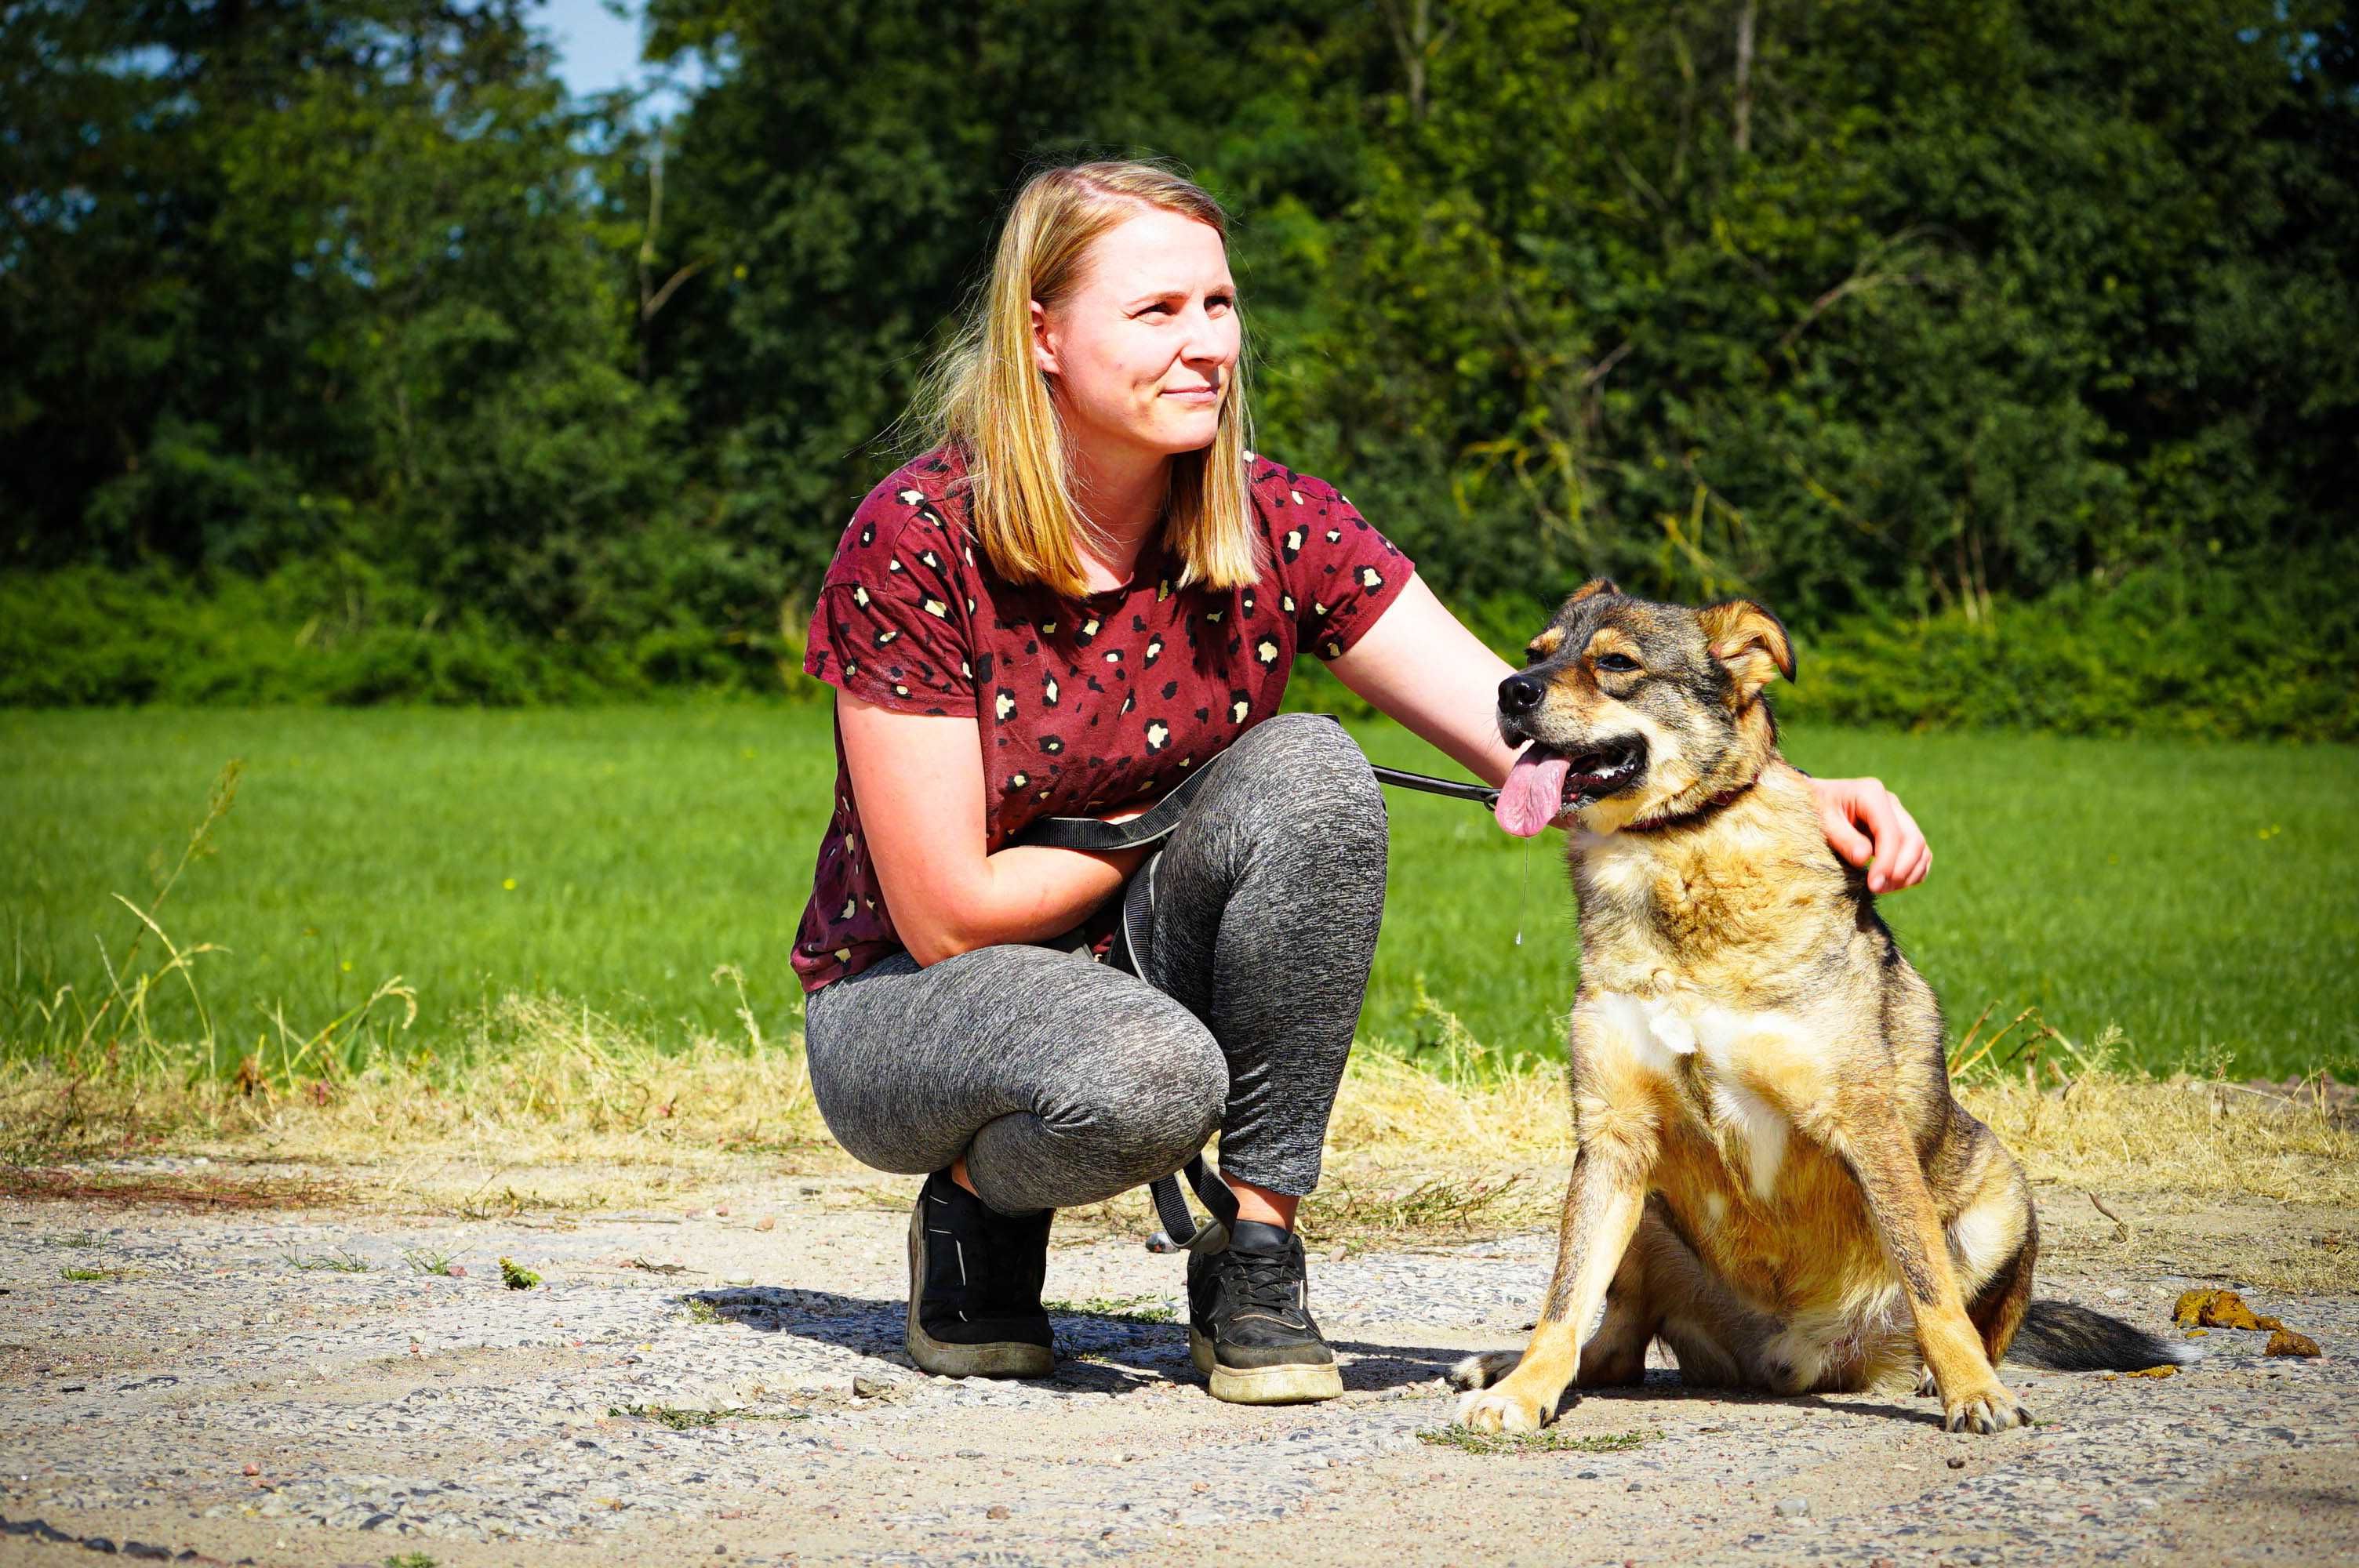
[5,993,2352,1271]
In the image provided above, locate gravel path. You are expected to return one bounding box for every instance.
[2,1166,2353,1566]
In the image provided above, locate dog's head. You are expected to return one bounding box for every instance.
[1492,579,1794,837]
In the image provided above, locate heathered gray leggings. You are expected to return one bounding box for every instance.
[801,713,1389,1215]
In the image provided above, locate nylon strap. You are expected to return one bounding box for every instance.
[1011,734,1499,1250]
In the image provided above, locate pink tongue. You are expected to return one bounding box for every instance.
[1495,746,1572,837]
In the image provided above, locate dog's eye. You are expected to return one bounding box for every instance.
[1597,653,1641,673]
[1521,647,1548,666]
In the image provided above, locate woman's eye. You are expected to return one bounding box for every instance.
[1208,294,1234,312]
[1598,653,1641,673]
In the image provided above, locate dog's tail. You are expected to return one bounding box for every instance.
[2006,1299,2196,1371]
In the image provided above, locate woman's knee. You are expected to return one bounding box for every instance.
[1032,1014,1227,1185]
[1218,714,1387,857]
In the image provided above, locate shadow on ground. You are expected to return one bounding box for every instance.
[690,1285,1468,1392]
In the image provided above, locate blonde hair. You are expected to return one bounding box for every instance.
[919,160,1262,599]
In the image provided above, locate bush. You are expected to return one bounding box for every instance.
[0,550,802,707]
[1779,546,2359,742]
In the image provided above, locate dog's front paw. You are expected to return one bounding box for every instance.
[1448,1349,1523,1392]
[1943,1380,2030,1435]
[1455,1385,1550,1434]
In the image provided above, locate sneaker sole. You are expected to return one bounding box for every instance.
[1190,1326,1344,1404]
[904,1197,1055,1379]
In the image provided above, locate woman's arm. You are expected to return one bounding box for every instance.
[837,692,1149,965]
[1328,577,1932,892]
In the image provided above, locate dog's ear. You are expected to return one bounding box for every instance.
[1565,578,1621,607]
[1698,598,1795,699]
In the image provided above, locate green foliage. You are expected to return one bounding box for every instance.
[1781,546,2359,742]
[0,557,798,705]
[5,1,2353,722]
[497,1256,540,1290]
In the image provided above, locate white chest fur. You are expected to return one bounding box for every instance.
[1587,989,1809,1201]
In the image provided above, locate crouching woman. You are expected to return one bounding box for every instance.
[791,160,1931,1404]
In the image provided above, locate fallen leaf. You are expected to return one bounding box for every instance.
[2125,1365,2178,1379]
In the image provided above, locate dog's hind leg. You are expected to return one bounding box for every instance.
[1832,1098,2030,1435]
[1451,1228,1660,1395]
[1958,1181,2037,1367]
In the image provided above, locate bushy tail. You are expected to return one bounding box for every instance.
[2007,1299,2195,1371]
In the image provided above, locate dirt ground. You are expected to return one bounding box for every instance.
[2,1164,2354,1568]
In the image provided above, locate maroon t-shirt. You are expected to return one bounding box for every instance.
[792,444,1414,993]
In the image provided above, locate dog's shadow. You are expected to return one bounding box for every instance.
[687,1285,1466,1393]
[1561,1377,1946,1428]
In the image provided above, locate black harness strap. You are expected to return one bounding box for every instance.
[1013,742,1498,1250]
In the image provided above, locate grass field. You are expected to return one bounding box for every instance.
[3,705,2354,1084]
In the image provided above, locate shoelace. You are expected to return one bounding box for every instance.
[1221,1247,1307,1322]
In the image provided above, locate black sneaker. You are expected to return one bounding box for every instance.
[1186,1219,1343,1404]
[904,1170,1055,1378]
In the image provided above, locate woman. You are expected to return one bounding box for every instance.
[794,162,1929,1406]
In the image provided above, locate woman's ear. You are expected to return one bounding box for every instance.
[1030,299,1059,379]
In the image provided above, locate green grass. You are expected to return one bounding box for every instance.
[605,1403,811,1430]
[3,706,2354,1082]
[1416,1425,1663,1457]
[283,1247,370,1272]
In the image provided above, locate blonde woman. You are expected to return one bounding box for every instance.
[794,162,1931,1404]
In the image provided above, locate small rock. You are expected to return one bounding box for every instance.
[1872,1559,1898,1568]
[1947,1456,1967,1469]
[852,1374,896,1399]
[447,1264,467,1278]
[1774,1497,1810,1519]
[715,1205,732,1217]
[1626,1482,1643,1492]
[241,1463,259,1476]
[754,1216,776,1232]
[987,1505,1011,1521]
[1325,1246,1347,1263]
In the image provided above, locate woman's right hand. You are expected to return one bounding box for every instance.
[837,693,1143,964]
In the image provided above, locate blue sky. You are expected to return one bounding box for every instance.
[536,0,696,116]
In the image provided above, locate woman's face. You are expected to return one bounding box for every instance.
[1032,206,1239,467]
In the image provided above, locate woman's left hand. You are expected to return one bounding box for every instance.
[1808,776,1931,894]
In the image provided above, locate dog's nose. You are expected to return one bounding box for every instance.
[1499,673,1545,714]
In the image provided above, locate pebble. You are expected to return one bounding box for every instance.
[5,1201,2352,1561]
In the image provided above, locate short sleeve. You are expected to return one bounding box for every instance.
[1265,470,1416,661]
[804,485,976,716]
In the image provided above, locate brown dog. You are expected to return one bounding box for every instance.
[1454,580,2186,1436]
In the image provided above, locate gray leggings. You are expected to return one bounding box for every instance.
[801,713,1388,1214]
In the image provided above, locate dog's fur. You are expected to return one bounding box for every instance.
[1452,580,2186,1437]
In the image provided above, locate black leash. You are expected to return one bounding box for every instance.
[1014,732,1499,1250]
